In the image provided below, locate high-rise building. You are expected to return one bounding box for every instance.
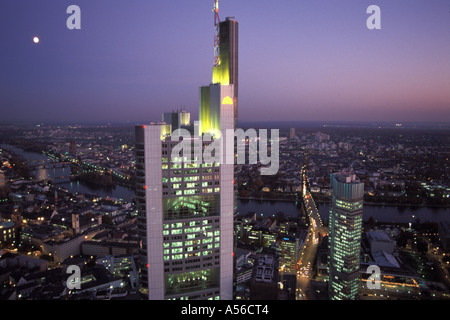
[289,128,296,139]
[69,141,76,156]
[136,91,234,300]
[162,110,191,132]
[208,6,240,296]
[212,17,238,129]
[276,235,300,274]
[136,3,237,300]
[328,171,364,300]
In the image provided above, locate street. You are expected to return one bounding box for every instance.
[295,179,328,299]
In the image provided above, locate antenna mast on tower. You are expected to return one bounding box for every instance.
[213,0,221,67]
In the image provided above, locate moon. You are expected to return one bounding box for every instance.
[33,36,40,44]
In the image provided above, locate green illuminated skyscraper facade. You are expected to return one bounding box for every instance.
[136,88,234,299]
[328,171,364,300]
[211,17,238,129]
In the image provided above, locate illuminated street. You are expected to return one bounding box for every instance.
[296,169,328,300]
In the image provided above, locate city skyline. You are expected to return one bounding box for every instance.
[1,0,449,125]
[0,0,449,305]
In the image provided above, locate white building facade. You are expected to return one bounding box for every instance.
[136,85,235,300]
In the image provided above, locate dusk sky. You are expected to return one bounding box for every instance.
[1,0,449,125]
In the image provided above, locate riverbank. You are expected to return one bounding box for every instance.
[238,196,301,203]
[237,196,450,209]
[238,199,450,223]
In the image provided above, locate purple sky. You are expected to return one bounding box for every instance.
[1,0,449,124]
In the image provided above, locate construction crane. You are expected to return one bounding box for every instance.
[213,0,220,67]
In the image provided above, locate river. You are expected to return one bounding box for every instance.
[1,144,135,201]
[2,144,449,223]
[237,199,450,224]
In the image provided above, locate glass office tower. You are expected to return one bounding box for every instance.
[328,171,364,300]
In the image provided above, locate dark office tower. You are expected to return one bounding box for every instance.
[289,128,296,139]
[328,171,364,300]
[162,110,191,132]
[212,17,238,128]
[69,141,76,156]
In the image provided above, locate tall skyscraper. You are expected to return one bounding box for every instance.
[136,106,233,300]
[136,2,237,300]
[69,141,76,156]
[289,128,296,139]
[208,3,240,274]
[212,16,238,128]
[328,171,364,300]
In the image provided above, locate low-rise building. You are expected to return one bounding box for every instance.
[81,241,138,257]
[21,224,66,248]
[366,231,395,255]
[42,235,84,263]
[97,255,138,290]
[249,252,279,300]
[0,221,16,246]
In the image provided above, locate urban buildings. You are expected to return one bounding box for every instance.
[135,5,238,300]
[276,235,301,274]
[328,171,364,300]
[249,252,278,300]
[0,1,449,305]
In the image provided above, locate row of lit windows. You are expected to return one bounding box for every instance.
[162,157,221,166]
[169,182,216,189]
[164,243,220,255]
[166,176,219,183]
[162,220,220,262]
[162,188,221,197]
[164,219,214,229]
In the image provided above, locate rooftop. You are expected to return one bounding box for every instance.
[366,231,392,243]
[372,250,400,268]
[334,171,360,184]
[254,254,276,282]
[0,221,15,229]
